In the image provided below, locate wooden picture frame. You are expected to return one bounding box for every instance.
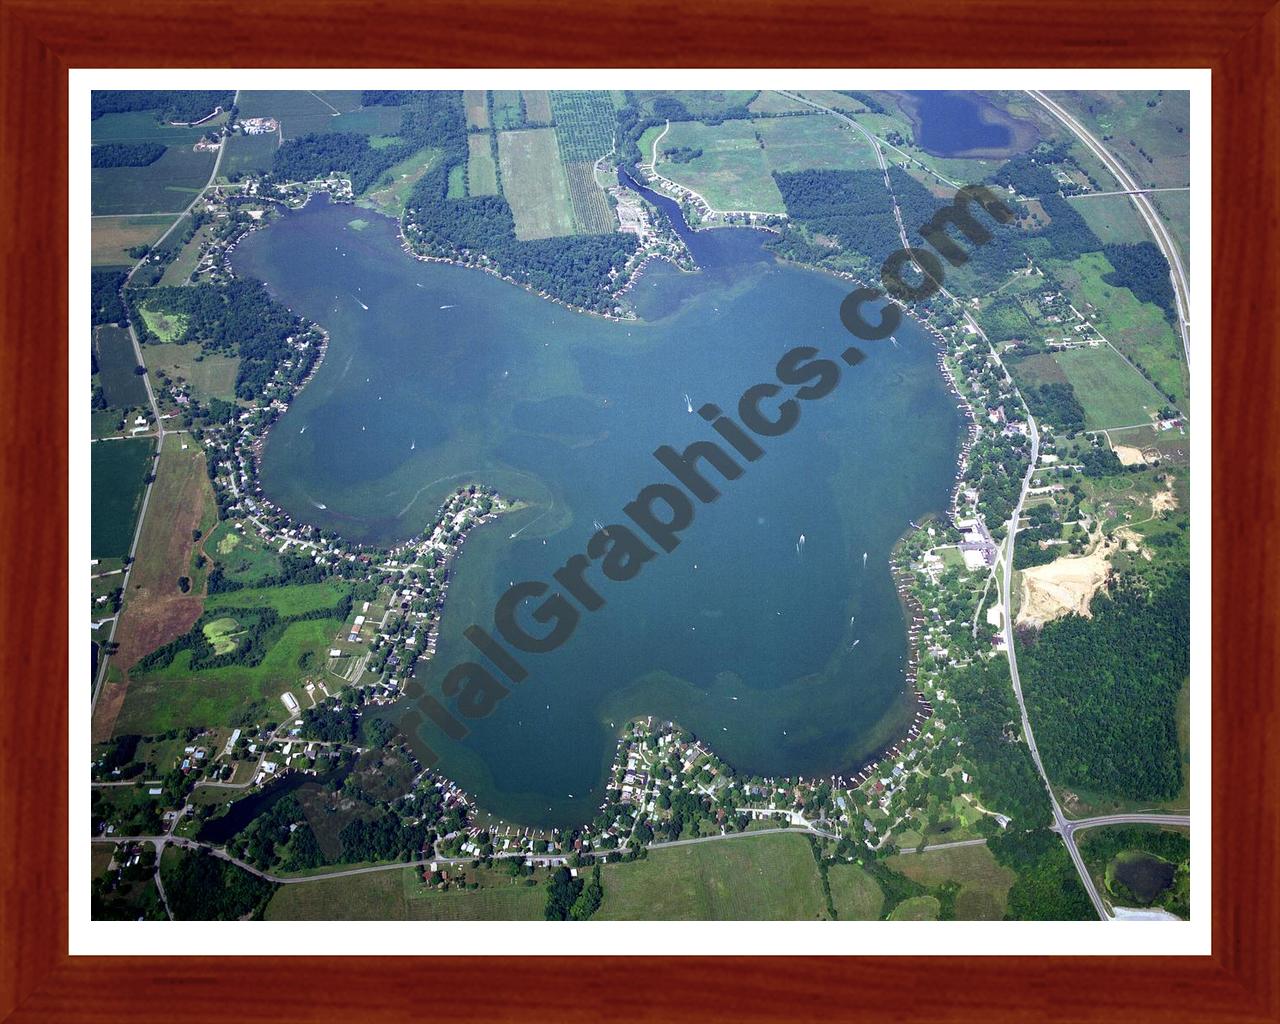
[2,0,1275,1018]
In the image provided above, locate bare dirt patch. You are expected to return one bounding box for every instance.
[1017,544,1111,627]
[1151,476,1178,515]
[1113,443,1149,466]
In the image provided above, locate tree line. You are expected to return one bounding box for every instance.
[91,142,166,167]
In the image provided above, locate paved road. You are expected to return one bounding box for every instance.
[1026,91,1190,367]
[1060,812,1190,838]
[895,837,988,856]
[90,90,239,711]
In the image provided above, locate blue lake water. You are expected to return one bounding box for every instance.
[906,91,1016,156]
[231,195,963,826]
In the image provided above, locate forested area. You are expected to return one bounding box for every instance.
[130,278,307,400]
[91,142,167,167]
[401,92,638,313]
[988,829,1094,920]
[1021,381,1086,433]
[1102,242,1177,322]
[91,90,234,123]
[91,269,128,325]
[945,660,1051,828]
[1018,573,1189,800]
[770,168,908,267]
[160,848,276,920]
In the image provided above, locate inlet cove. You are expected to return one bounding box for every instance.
[232,195,963,826]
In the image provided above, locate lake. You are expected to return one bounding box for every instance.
[230,195,963,827]
[903,91,1037,158]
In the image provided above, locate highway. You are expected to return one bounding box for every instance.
[1026,91,1190,367]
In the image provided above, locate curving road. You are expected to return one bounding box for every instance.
[1026,91,1190,367]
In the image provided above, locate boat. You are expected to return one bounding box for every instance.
[684,393,693,413]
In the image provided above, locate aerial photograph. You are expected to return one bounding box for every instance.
[87,86,1192,924]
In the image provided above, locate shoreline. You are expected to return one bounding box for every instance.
[189,177,978,837]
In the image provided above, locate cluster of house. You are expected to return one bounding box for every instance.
[239,117,279,135]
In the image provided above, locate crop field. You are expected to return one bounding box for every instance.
[596,833,829,920]
[1054,251,1187,410]
[522,90,553,125]
[138,303,188,341]
[326,105,404,137]
[91,146,215,215]
[95,325,149,407]
[463,90,489,130]
[491,91,525,130]
[91,213,176,266]
[91,111,224,146]
[118,616,346,733]
[149,343,238,402]
[755,114,880,174]
[204,580,351,618]
[220,131,278,179]
[1052,345,1165,429]
[826,862,885,918]
[549,91,616,233]
[466,133,499,196]
[888,843,1016,920]
[91,437,154,559]
[641,120,785,214]
[1059,90,1190,190]
[237,90,349,138]
[496,128,576,239]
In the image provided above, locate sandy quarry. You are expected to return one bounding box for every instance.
[1016,535,1114,627]
[1113,443,1149,466]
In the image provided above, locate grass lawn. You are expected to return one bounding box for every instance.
[149,343,239,403]
[138,303,188,341]
[596,833,829,920]
[204,580,351,617]
[1053,345,1165,430]
[887,894,941,920]
[94,325,149,408]
[91,213,176,266]
[888,843,1015,920]
[204,522,281,584]
[497,128,577,239]
[467,133,499,196]
[643,120,785,214]
[159,222,214,286]
[755,114,880,174]
[91,437,154,559]
[826,862,885,919]
[91,146,215,215]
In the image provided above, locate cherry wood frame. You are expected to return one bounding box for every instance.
[2,0,1276,1019]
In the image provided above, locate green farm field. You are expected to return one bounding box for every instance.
[149,343,239,402]
[642,120,785,214]
[361,147,441,216]
[521,90,553,126]
[91,214,176,266]
[204,579,351,617]
[887,895,941,920]
[1065,193,1152,246]
[91,111,225,146]
[887,843,1016,920]
[490,91,524,130]
[596,833,829,920]
[91,437,154,560]
[463,90,489,130]
[826,861,885,918]
[1053,345,1165,430]
[204,522,281,584]
[91,147,216,215]
[94,325,149,408]
[755,114,880,174]
[1054,251,1187,410]
[220,131,279,178]
[237,90,354,138]
[119,615,345,732]
[466,133,499,196]
[496,128,576,239]
[159,222,215,285]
